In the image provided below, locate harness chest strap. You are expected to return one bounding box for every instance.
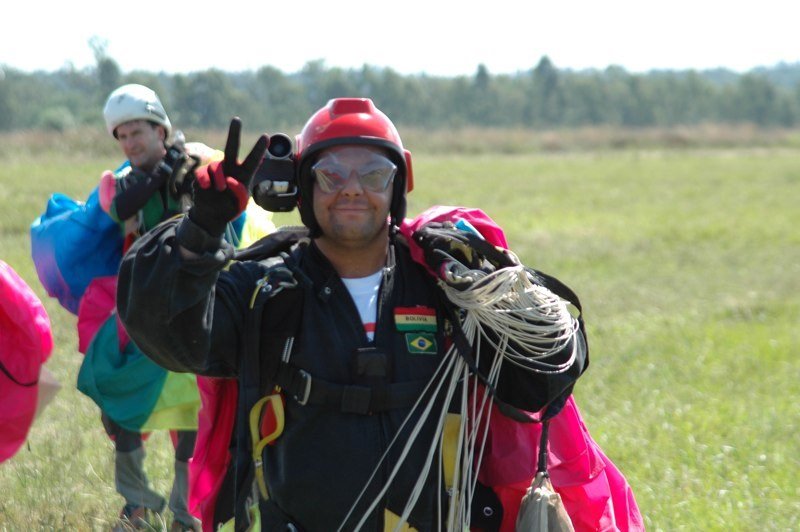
[274,363,429,415]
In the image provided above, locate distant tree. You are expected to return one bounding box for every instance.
[734,74,779,125]
[38,106,76,131]
[621,76,655,126]
[384,72,442,127]
[494,74,529,126]
[794,84,800,122]
[298,60,330,110]
[6,70,66,129]
[369,68,418,125]
[475,64,490,92]
[2,59,800,132]
[525,56,564,127]
[648,71,717,125]
[90,36,121,100]
[0,68,13,130]
[561,73,608,126]
[171,70,241,128]
[467,64,498,125]
[249,66,307,130]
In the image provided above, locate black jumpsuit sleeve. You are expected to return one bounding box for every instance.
[117,216,259,377]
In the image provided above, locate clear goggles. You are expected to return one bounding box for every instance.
[311,150,397,194]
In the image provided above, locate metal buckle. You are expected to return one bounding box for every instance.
[295,369,312,406]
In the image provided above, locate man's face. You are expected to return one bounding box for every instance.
[311,145,396,247]
[114,120,166,172]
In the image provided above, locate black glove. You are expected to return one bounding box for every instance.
[160,142,199,200]
[112,167,170,221]
[412,221,518,289]
[188,118,269,236]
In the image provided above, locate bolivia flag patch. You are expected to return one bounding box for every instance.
[395,306,437,332]
[406,333,437,354]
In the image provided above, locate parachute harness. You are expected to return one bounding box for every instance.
[337,223,581,531]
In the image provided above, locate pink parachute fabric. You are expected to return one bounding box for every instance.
[482,398,644,532]
[188,376,239,529]
[0,260,55,463]
[77,276,129,355]
[400,205,510,268]
[400,206,644,532]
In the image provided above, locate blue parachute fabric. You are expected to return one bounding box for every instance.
[30,187,124,315]
[229,210,246,242]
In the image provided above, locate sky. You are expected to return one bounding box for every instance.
[2,0,799,77]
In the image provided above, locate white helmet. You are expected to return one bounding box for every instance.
[103,84,172,138]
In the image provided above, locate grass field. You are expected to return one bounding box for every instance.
[1,128,798,531]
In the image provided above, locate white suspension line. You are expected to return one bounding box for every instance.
[340,260,579,530]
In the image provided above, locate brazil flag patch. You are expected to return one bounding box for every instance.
[406,333,437,354]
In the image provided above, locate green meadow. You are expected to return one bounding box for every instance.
[0,128,798,530]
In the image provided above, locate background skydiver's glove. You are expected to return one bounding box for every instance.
[115,141,196,221]
[188,117,269,237]
[160,139,200,201]
[112,167,170,221]
[412,221,519,290]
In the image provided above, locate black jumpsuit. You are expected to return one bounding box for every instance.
[117,217,587,531]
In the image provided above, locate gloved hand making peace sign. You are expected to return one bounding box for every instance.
[188,118,269,237]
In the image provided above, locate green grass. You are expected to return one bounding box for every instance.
[1,133,799,530]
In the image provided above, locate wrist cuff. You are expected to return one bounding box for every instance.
[176,216,227,254]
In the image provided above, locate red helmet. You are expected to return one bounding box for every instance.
[295,98,414,235]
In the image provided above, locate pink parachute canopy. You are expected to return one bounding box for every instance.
[0,260,54,463]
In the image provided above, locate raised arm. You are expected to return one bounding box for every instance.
[107,167,169,222]
[116,217,246,376]
[117,118,269,376]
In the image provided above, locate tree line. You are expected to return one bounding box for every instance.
[2,53,800,133]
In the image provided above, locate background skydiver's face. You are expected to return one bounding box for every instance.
[114,120,166,173]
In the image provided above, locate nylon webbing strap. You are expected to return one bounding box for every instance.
[527,266,590,411]
[233,227,309,262]
[537,419,551,475]
[234,258,305,532]
[234,288,262,531]
[275,364,428,415]
[526,267,583,313]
